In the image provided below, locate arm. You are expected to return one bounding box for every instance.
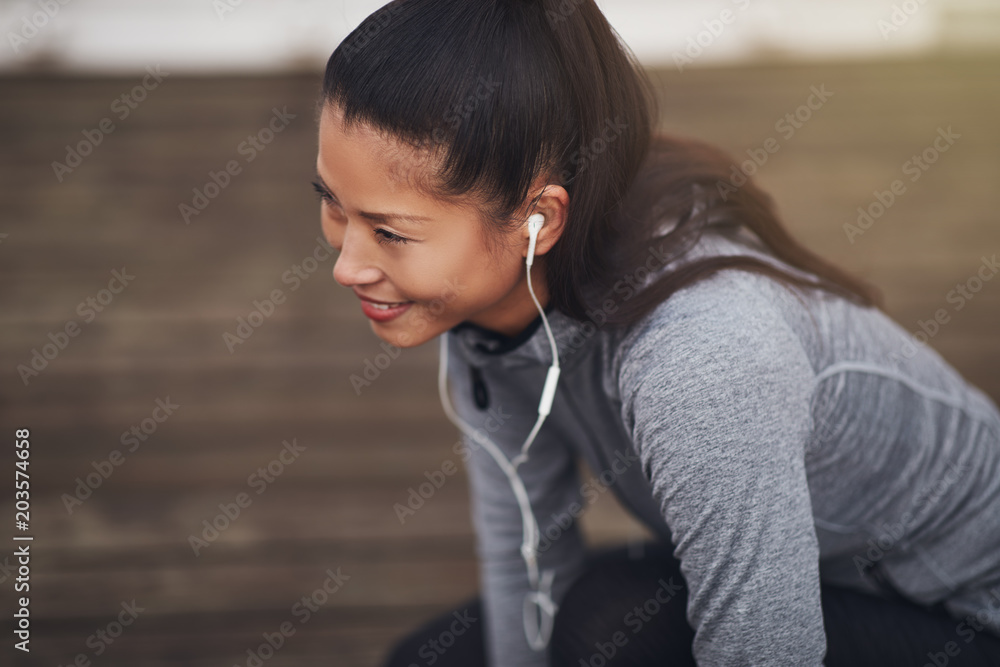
[461,418,587,667]
[618,275,826,666]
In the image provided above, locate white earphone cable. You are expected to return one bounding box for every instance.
[436,212,561,651]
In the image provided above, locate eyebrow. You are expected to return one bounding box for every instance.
[313,173,431,225]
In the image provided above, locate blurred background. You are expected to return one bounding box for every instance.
[1,1,998,665]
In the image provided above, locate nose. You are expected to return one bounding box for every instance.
[332,225,383,288]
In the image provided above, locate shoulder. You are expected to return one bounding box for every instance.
[617,266,809,372]
[615,267,818,430]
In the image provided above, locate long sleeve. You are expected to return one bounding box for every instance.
[617,274,827,665]
[461,415,588,667]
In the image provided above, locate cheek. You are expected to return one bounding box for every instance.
[400,249,471,303]
[404,236,515,307]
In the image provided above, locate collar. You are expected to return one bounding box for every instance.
[447,302,595,370]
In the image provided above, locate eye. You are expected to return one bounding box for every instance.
[312,181,410,246]
[374,228,409,246]
[312,180,341,210]
[311,179,328,201]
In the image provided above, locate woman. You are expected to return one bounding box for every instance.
[314,1,1000,665]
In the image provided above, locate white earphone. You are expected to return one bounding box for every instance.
[438,210,562,651]
[526,212,544,268]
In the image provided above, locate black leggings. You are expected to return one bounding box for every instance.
[382,540,1000,666]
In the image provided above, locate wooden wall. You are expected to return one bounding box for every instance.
[0,55,997,666]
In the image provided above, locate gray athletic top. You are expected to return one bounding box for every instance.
[444,219,1000,666]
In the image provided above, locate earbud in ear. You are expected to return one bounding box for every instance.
[528,213,545,238]
[526,214,545,268]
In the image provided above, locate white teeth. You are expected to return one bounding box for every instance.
[370,301,406,310]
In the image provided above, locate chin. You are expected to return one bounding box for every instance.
[370,320,437,349]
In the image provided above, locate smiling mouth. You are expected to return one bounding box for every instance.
[367,301,412,310]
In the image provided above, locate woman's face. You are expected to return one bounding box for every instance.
[316,103,563,348]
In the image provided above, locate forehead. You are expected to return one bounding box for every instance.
[318,103,442,195]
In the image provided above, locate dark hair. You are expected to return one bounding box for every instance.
[320,0,883,328]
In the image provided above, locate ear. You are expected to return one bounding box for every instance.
[521,184,570,260]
